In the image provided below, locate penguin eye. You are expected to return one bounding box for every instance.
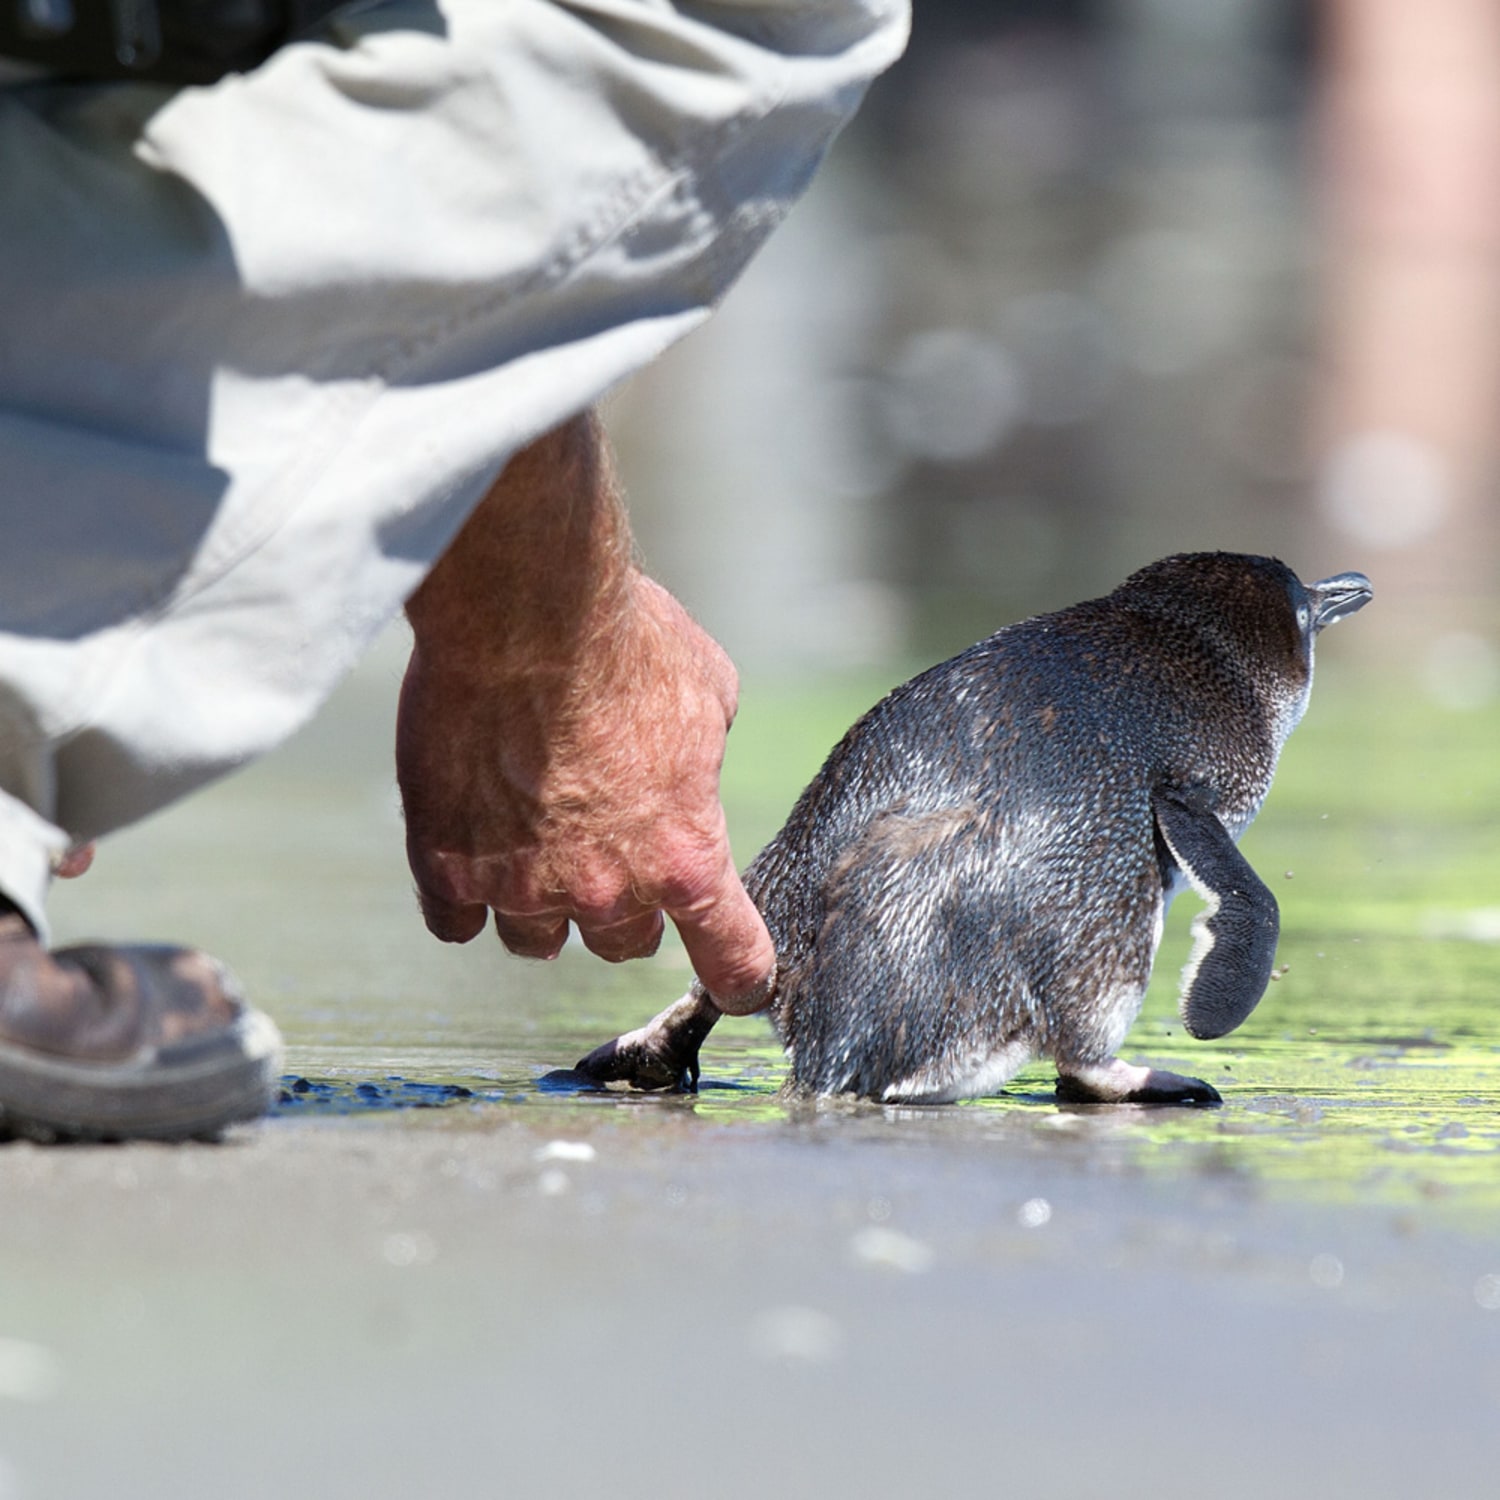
[1297,605,1311,631]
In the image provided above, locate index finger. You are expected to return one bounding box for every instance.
[668,866,776,1015]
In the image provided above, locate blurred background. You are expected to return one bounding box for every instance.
[610,0,1500,706]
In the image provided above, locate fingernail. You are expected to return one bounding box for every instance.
[710,970,777,1016]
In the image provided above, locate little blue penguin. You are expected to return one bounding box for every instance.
[577,553,1373,1106]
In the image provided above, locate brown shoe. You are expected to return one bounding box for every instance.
[0,904,283,1141]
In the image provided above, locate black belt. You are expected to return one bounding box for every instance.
[0,0,358,84]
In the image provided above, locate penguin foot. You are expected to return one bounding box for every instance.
[1056,1058,1221,1107]
[574,991,720,1093]
[575,1024,698,1092]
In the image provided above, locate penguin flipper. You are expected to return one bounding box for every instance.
[1152,786,1280,1041]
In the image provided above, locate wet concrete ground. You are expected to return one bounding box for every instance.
[2,1099,1497,1499]
[5,631,1498,1498]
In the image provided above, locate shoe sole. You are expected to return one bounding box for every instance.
[0,1007,284,1142]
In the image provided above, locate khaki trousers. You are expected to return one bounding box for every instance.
[0,0,908,938]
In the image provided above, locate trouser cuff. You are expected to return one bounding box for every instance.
[0,790,67,946]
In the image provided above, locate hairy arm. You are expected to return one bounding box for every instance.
[396,409,775,1012]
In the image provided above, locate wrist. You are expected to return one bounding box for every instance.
[405,409,635,685]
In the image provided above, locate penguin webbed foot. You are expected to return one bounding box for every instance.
[574,990,721,1093]
[575,1028,699,1092]
[1056,1058,1221,1108]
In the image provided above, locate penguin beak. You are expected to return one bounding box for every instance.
[1307,571,1373,632]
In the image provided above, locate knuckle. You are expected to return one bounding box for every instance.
[567,873,640,928]
[654,845,738,917]
[408,846,482,906]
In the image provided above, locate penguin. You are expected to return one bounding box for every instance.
[576,553,1372,1106]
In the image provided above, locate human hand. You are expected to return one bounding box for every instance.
[396,413,775,1014]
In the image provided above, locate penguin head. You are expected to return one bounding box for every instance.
[1113,552,1372,714]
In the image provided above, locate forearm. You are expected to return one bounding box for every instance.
[402,408,697,823]
[404,408,634,688]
